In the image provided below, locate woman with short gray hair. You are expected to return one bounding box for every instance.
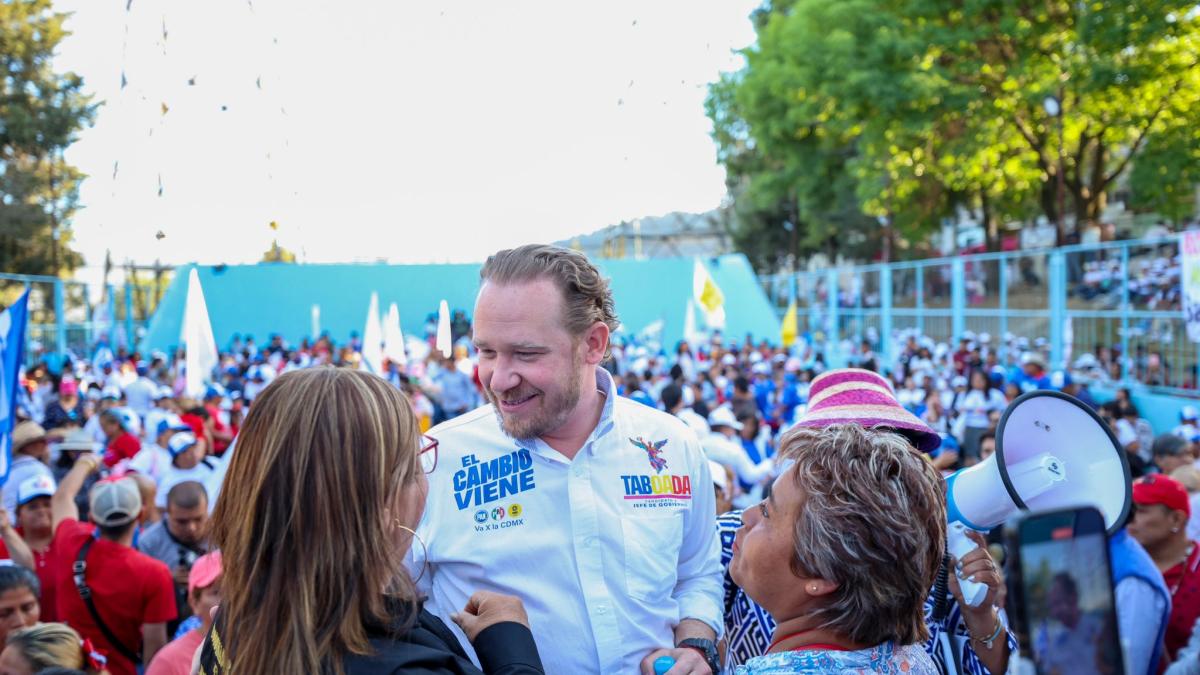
[729,424,946,673]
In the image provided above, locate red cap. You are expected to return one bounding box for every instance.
[1133,474,1191,516]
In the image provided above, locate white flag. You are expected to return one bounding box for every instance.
[311,304,321,339]
[361,293,384,374]
[182,269,218,398]
[436,300,452,358]
[384,303,407,366]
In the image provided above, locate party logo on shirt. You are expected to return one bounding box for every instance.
[472,502,526,533]
[629,436,669,473]
[453,449,536,510]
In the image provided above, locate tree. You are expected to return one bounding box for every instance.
[709,0,1200,272]
[0,0,95,277]
[261,239,296,263]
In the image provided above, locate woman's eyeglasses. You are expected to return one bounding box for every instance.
[420,435,439,474]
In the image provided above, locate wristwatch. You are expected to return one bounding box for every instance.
[677,637,719,675]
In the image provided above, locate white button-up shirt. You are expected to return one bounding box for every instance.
[413,367,723,675]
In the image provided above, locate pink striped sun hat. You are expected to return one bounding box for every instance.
[794,368,941,453]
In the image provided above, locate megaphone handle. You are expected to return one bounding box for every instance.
[948,522,990,608]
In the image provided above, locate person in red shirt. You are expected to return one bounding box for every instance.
[1128,474,1200,663]
[13,475,58,622]
[49,454,176,675]
[201,389,233,457]
[100,410,141,468]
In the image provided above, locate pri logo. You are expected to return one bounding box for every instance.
[629,436,669,474]
[473,510,488,524]
[491,507,506,522]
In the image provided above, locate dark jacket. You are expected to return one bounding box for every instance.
[197,600,544,675]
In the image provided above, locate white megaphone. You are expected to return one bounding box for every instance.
[946,390,1132,607]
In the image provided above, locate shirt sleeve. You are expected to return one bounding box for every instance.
[672,434,725,638]
[1117,577,1167,675]
[142,560,180,624]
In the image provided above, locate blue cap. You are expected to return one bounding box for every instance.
[1050,370,1072,389]
[156,414,191,437]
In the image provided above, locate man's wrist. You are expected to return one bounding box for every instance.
[675,637,718,674]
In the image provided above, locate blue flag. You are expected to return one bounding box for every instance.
[0,289,30,486]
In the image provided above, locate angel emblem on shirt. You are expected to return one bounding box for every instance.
[630,437,669,474]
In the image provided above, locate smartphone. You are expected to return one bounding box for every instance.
[1004,506,1123,675]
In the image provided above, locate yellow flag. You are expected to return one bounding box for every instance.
[692,259,725,315]
[781,300,798,347]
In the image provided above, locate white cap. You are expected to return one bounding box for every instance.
[709,461,729,492]
[707,406,744,431]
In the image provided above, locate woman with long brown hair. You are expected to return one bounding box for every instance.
[197,368,543,674]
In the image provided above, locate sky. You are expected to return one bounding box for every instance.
[50,0,760,280]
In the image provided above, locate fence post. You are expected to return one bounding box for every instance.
[880,267,893,367]
[826,268,839,366]
[952,258,965,341]
[998,258,1008,349]
[54,279,66,359]
[123,281,135,351]
[1049,250,1066,370]
[1120,245,1130,382]
[915,265,925,336]
[806,273,818,340]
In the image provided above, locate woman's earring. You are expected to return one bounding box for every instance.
[396,523,428,585]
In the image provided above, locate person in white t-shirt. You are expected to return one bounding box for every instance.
[701,407,773,490]
[156,432,221,512]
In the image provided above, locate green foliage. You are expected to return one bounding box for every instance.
[710,0,1200,271]
[0,0,95,277]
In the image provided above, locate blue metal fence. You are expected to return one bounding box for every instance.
[760,236,1200,398]
[0,274,150,365]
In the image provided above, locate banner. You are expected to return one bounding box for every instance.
[183,269,218,398]
[361,292,384,374]
[0,290,30,485]
[1184,232,1200,342]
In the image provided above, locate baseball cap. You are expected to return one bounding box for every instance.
[16,475,55,507]
[1133,474,1191,516]
[709,460,729,493]
[1183,405,1199,422]
[153,386,174,401]
[707,406,744,431]
[100,387,121,401]
[156,414,191,438]
[188,551,222,596]
[167,432,199,458]
[11,421,46,453]
[89,478,142,527]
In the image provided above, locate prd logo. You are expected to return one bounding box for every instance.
[491,507,507,521]
[508,503,523,518]
[473,510,488,524]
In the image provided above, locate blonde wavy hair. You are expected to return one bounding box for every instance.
[5,623,88,671]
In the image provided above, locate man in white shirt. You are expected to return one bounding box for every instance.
[156,432,221,512]
[415,244,723,675]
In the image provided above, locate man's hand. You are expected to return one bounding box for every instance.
[172,565,190,586]
[451,591,529,643]
[639,647,711,675]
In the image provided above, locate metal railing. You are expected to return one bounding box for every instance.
[0,274,152,365]
[759,236,1199,397]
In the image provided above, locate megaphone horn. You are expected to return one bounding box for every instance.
[945,390,1132,606]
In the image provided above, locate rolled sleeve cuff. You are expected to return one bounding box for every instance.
[678,594,725,639]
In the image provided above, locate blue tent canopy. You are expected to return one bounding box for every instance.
[141,254,781,354]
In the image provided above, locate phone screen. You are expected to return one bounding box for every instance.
[1012,508,1122,675]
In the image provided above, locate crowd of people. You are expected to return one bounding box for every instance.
[2,242,1200,673]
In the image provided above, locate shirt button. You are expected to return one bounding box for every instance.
[596,605,607,615]
[574,467,585,477]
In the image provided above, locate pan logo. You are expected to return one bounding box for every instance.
[473,510,488,524]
